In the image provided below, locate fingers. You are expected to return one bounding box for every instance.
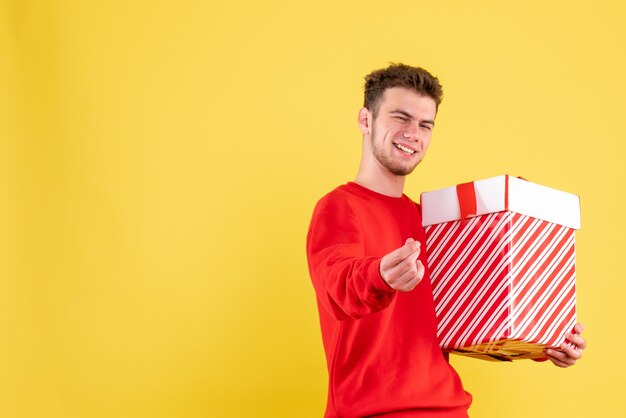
[388,246,420,277]
[544,322,588,368]
[566,331,587,350]
[545,349,574,368]
[380,239,420,273]
[402,260,425,292]
[394,258,424,291]
[545,345,581,368]
[380,238,425,292]
[386,238,421,265]
[573,323,585,335]
[416,259,425,278]
[545,333,584,368]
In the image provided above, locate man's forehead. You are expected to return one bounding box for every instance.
[379,87,437,114]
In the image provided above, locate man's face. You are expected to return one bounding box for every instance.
[367,87,437,176]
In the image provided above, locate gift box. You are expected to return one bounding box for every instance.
[420,175,581,361]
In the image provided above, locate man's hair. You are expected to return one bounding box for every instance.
[364,63,443,116]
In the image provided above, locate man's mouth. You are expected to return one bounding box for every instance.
[393,142,416,155]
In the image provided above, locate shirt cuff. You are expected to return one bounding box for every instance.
[367,257,396,294]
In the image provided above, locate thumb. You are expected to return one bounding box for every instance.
[403,238,420,257]
[405,238,420,251]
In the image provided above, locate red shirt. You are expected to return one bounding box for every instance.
[307,183,472,418]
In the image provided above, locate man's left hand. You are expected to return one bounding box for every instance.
[545,323,586,368]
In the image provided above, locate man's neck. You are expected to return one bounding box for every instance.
[354,165,406,198]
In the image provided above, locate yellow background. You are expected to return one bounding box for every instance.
[1,1,625,417]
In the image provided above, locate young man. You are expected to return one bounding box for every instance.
[306,64,586,418]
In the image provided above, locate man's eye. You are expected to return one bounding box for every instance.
[420,124,432,130]
[395,116,408,122]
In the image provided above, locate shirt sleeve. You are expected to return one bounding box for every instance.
[306,194,396,320]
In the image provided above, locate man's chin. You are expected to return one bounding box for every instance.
[375,153,423,176]
[390,162,421,176]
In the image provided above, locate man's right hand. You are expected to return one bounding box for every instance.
[379,238,425,292]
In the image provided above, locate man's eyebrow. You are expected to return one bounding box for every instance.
[390,109,413,118]
[390,109,435,126]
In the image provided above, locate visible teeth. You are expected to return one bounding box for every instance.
[395,144,415,155]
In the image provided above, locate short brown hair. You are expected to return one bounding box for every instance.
[364,63,443,116]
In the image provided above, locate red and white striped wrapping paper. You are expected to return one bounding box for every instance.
[421,175,580,361]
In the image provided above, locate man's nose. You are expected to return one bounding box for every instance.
[403,125,420,141]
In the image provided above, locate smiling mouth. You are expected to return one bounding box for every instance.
[393,143,416,155]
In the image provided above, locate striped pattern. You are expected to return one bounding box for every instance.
[425,211,576,359]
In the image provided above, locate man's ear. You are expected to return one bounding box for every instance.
[358,107,371,135]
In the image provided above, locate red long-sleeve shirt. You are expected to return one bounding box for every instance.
[307,182,472,418]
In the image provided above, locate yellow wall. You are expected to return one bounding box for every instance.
[1,1,625,416]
